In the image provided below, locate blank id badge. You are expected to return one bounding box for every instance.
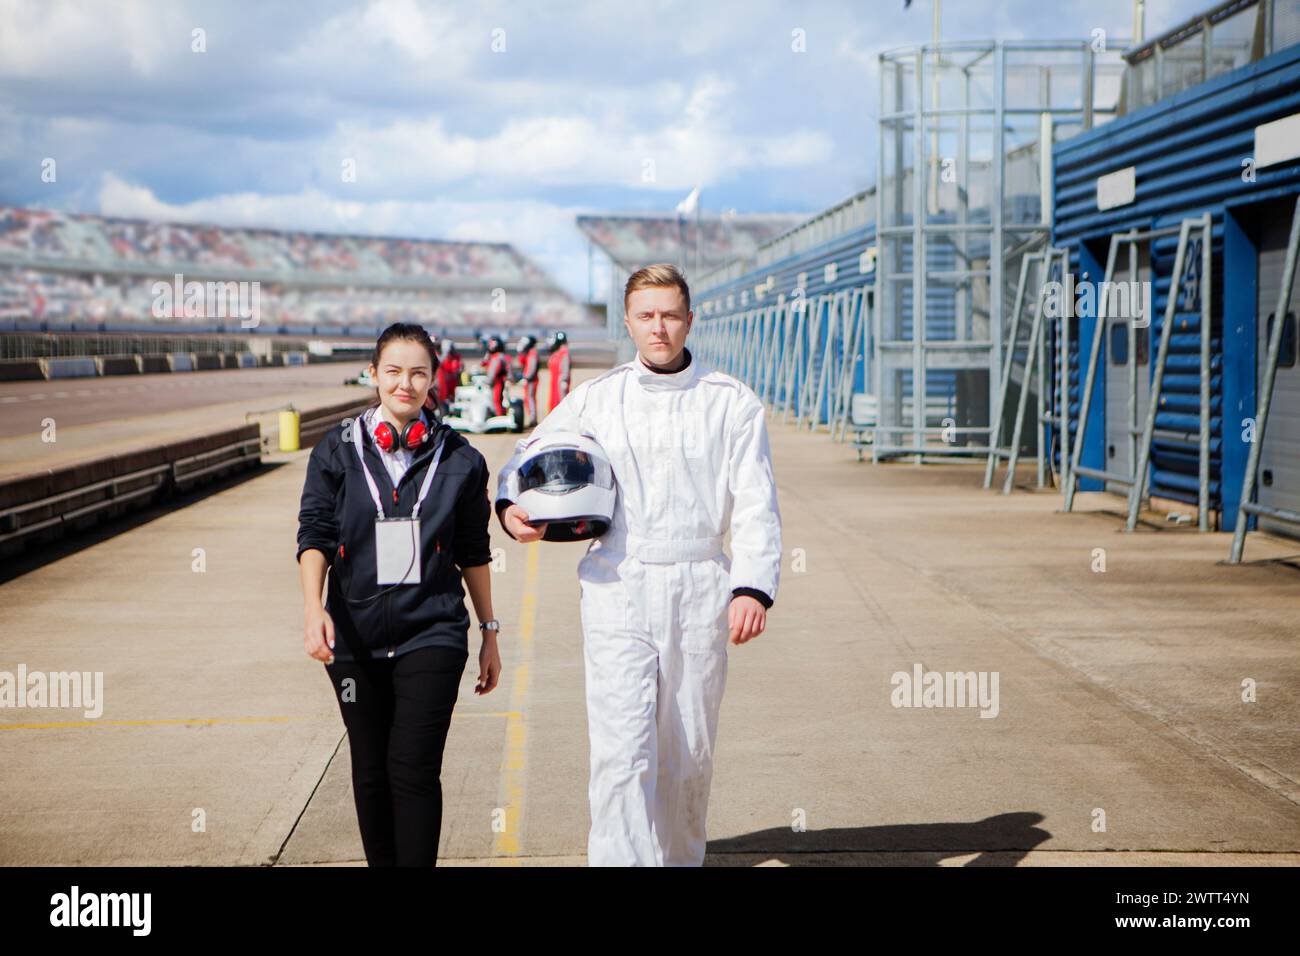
[375,517,421,585]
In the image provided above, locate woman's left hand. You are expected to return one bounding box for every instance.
[475,631,502,695]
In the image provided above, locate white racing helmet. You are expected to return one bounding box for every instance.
[512,431,616,542]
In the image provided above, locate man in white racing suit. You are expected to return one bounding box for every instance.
[494,263,782,866]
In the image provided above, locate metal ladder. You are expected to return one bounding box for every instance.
[1063,228,1130,513]
[984,247,1068,494]
[1229,197,1300,563]
[832,287,872,442]
[1040,251,1073,492]
[1125,215,1213,532]
[1061,215,1213,531]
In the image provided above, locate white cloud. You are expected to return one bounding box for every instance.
[323,71,832,193]
[0,0,215,79]
[275,0,479,80]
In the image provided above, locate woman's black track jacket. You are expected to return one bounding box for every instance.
[296,412,493,661]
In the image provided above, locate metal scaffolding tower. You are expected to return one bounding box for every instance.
[875,39,1123,462]
[691,43,1124,469]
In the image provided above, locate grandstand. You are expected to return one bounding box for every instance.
[0,206,595,336]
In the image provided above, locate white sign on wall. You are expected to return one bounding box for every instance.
[1255,113,1300,169]
[1096,166,1136,211]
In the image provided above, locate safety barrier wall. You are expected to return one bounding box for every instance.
[43,357,98,379]
[0,361,43,381]
[296,398,376,450]
[0,351,346,381]
[0,424,262,559]
[0,395,375,559]
[99,356,142,375]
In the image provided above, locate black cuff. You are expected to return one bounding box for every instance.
[731,587,773,609]
[494,498,518,540]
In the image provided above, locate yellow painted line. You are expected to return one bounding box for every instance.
[0,712,521,731]
[493,540,539,861]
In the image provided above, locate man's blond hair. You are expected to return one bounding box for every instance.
[624,263,691,314]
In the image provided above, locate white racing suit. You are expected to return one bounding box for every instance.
[495,346,782,865]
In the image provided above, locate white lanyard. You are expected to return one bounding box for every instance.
[352,410,445,520]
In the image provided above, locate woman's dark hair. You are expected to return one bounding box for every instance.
[371,322,439,373]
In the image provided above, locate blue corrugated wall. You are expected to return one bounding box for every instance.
[1052,42,1300,530]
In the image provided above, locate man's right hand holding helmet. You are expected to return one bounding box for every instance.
[502,503,548,542]
[496,430,616,543]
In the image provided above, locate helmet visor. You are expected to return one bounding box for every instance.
[518,447,613,494]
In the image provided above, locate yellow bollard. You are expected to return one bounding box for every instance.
[279,409,300,452]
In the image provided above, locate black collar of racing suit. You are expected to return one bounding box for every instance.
[640,346,691,374]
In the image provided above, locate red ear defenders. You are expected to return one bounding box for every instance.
[371,410,430,453]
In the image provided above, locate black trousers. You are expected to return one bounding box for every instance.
[325,645,468,866]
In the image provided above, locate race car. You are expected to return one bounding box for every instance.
[343,366,376,387]
[441,371,525,434]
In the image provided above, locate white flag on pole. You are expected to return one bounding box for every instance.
[675,186,700,218]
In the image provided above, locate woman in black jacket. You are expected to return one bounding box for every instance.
[296,322,501,866]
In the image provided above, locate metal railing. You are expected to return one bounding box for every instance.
[1122,0,1299,115]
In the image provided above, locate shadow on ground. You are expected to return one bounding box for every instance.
[705,812,1050,866]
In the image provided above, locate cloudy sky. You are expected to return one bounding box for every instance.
[0,0,1211,298]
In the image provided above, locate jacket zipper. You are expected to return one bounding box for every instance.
[384,467,394,657]
[384,590,394,658]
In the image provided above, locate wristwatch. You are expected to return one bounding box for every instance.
[479,619,501,632]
